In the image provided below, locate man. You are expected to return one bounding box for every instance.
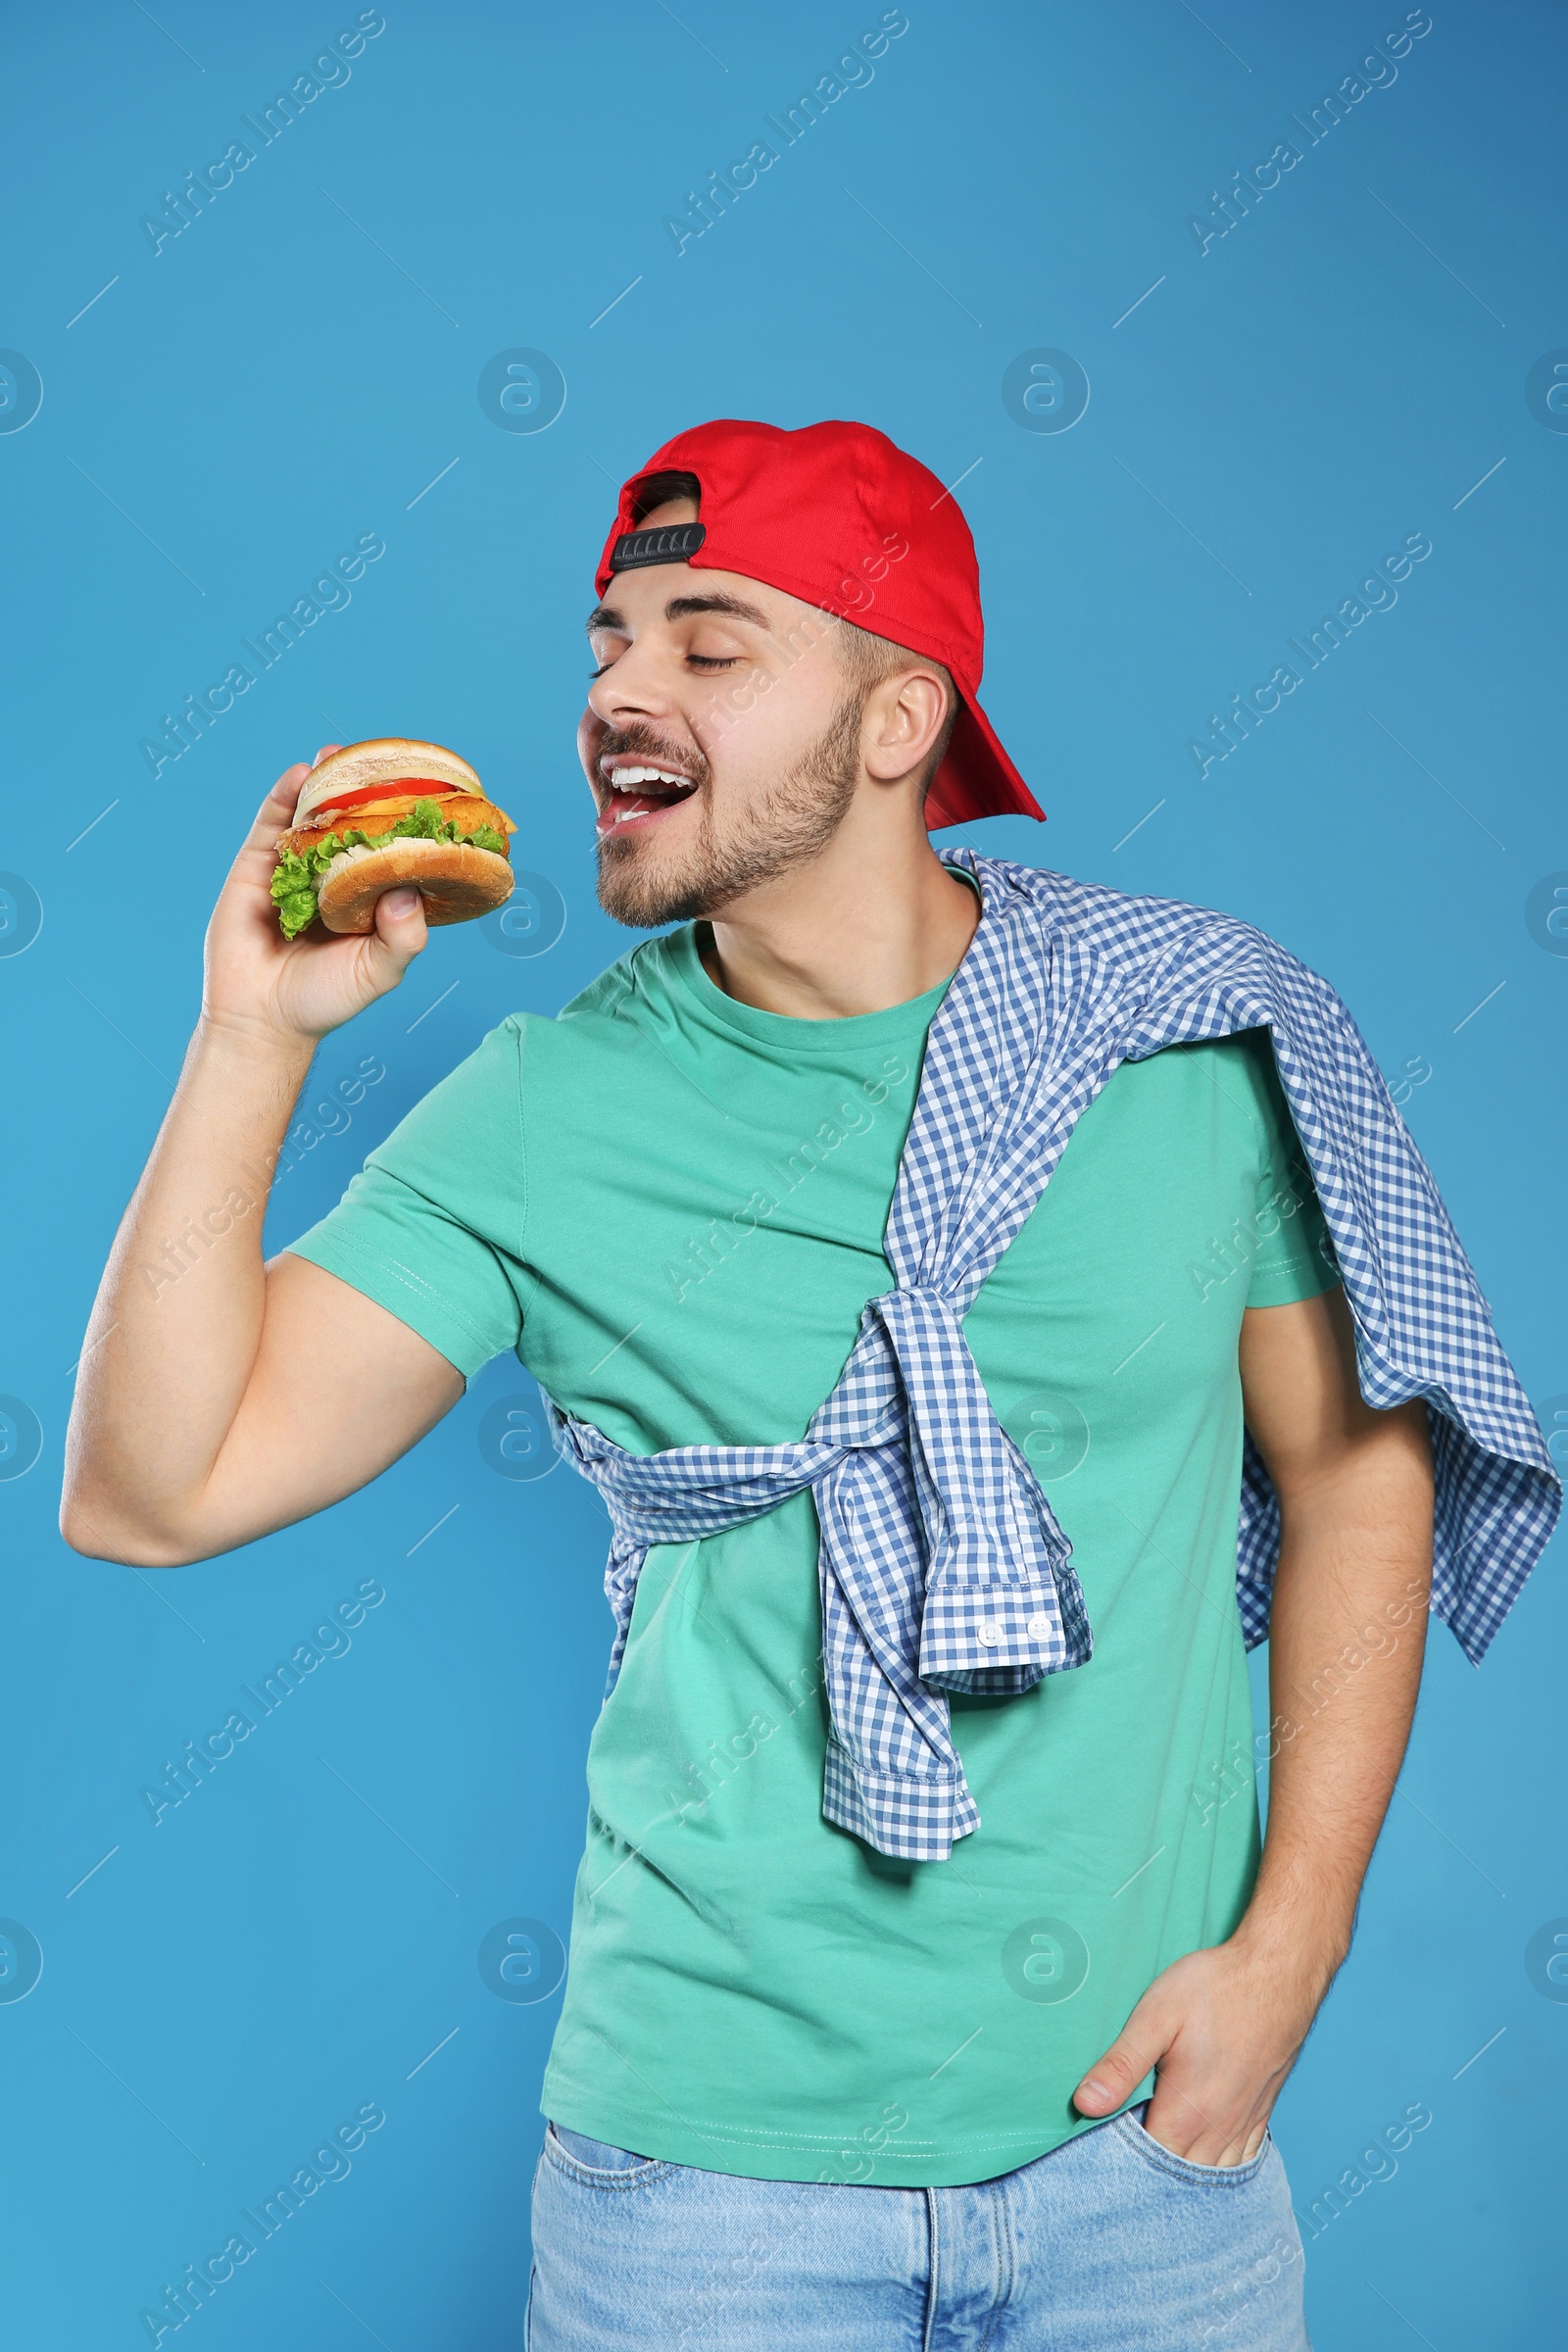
[64,419,1555,2350]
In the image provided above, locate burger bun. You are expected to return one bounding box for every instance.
[317,836,515,935]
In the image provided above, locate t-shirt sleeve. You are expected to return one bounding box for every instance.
[282,1017,530,1381]
[1229,1028,1341,1308]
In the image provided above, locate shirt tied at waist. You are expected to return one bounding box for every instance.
[545,1279,1091,1865]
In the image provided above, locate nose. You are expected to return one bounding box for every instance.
[586,630,679,731]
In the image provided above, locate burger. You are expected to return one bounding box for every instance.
[270,738,516,939]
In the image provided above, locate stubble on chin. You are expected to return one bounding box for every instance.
[594,797,724,928]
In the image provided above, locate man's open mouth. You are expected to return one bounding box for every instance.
[597,760,701,838]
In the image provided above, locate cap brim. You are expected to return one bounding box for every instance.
[925,688,1045,830]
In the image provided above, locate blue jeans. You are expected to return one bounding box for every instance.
[528,2104,1310,2349]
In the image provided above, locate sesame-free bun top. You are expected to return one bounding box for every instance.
[293,738,482,829]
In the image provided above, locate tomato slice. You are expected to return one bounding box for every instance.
[308,778,466,819]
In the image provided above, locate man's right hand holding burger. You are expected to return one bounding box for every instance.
[59,750,472,1570]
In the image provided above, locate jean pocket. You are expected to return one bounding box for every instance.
[543,2121,677,2189]
[1113,2102,1273,2186]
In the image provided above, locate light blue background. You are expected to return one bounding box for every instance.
[3,3,1564,2344]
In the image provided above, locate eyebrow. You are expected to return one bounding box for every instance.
[665,592,771,626]
[585,590,772,635]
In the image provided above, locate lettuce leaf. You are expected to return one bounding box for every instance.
[270,798,509,939]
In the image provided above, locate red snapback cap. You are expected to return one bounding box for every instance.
[595,418,1044,831]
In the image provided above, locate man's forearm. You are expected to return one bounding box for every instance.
[62,1018,314,1561]
[1072,1397,1435,2161]
[1234,1400,1435,1983]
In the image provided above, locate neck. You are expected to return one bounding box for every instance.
[697,805,981,1018]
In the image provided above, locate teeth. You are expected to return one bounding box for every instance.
[608,764,691,790]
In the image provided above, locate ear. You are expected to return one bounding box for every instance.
[861,667,952,785]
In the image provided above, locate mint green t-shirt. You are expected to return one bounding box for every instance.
[286,921,1338,2187]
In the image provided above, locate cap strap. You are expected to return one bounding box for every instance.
[609,520,707,572]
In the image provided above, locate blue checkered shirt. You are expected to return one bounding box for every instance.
[545,854,1559,1863]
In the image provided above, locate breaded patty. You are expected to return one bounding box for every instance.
[278,794,514,859]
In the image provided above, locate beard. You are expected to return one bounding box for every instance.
[595,693,863,930]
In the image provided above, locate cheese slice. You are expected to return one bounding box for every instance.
[310,790,459,826]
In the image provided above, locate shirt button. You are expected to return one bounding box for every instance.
[1027,1613,1053,1639]
[976,1620,1003,1647]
